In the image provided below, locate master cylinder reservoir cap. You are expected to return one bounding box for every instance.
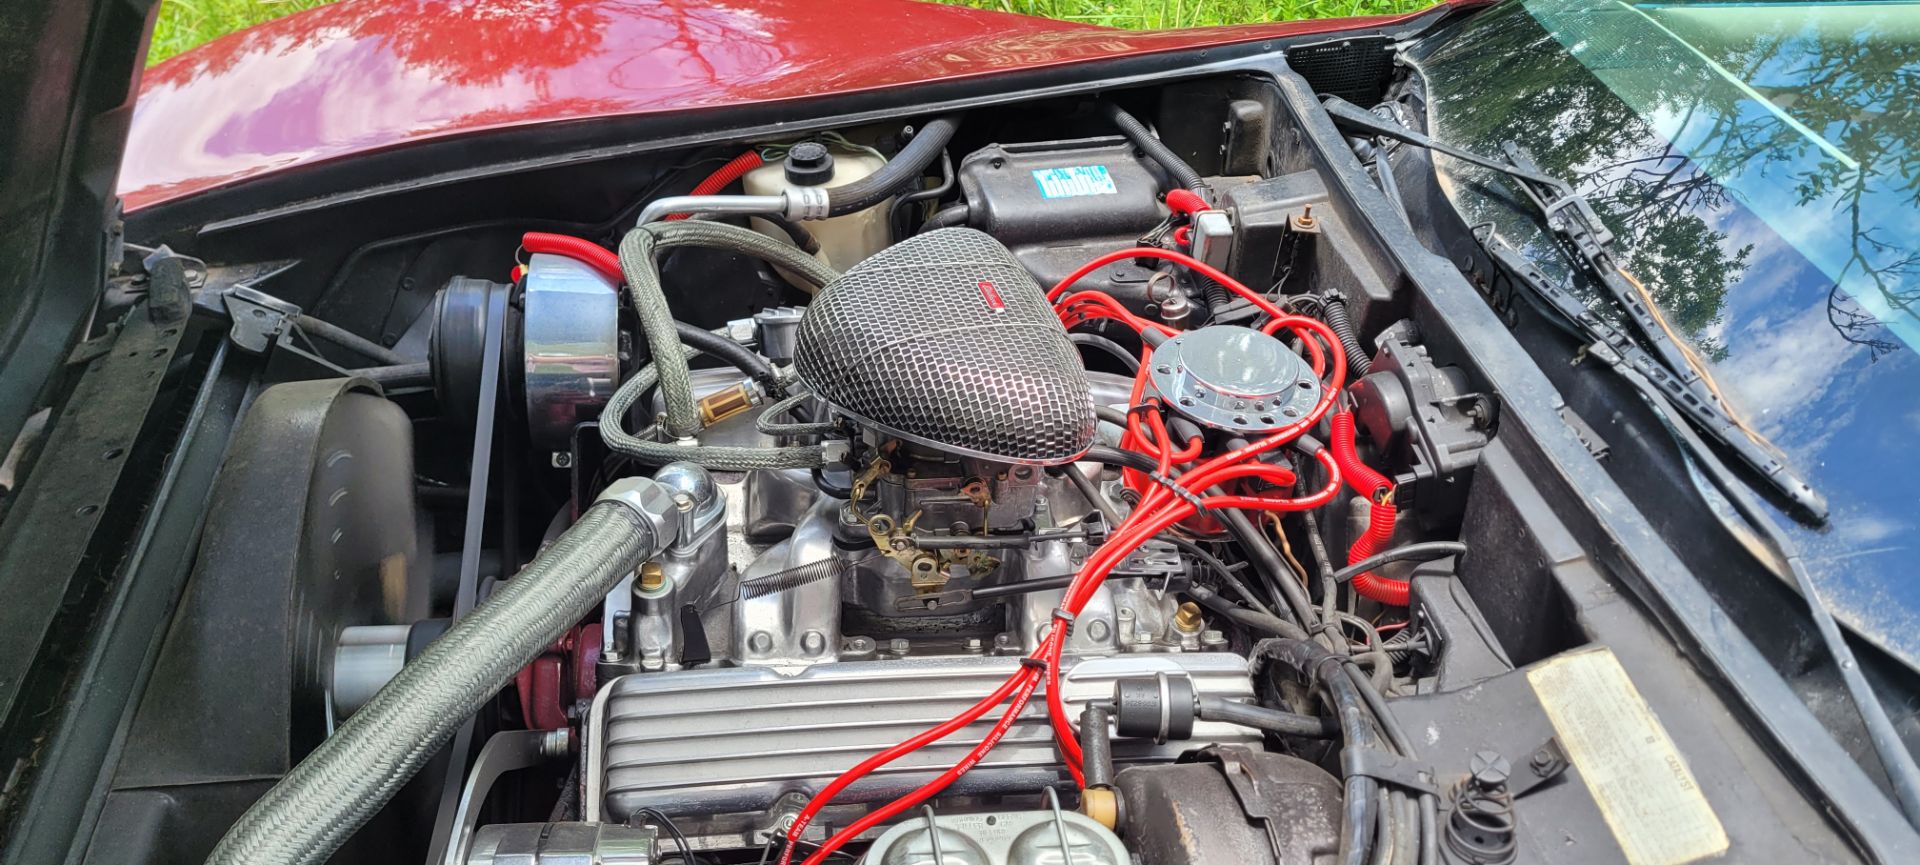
[1147,325,1323,434]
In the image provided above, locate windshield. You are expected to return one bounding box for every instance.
[1410,1,1920,660]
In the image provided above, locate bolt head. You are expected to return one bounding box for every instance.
[889,638,911,655]
[551,451,574,468]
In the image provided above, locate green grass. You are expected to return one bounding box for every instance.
[148,0,337,65]
[941,0,1429,29]
[148,0,1432,66]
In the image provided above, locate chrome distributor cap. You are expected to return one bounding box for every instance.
[1146,325,1322,434]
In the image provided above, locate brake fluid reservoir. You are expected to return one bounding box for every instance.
[743,141,891,276]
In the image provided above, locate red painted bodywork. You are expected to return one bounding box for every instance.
[122,0,1440,212]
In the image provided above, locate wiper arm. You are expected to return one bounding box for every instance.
[1323,97,1827,524]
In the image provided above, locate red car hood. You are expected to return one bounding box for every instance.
[121,0,1435,212]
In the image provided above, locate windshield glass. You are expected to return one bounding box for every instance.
[1410,1,1920,660]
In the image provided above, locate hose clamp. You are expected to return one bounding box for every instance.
[784,187,831,221]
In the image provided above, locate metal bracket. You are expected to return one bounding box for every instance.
[440,729,572,865]
[220,285,301,355]
[1341,746,1439,796]
[1511,737,1571,798]
[1200,745,1296,859]
[65,324,123,366]
[218,284,360,377]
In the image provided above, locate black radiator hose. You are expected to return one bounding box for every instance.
[826,115,962,216]
[1099,102,1206,193]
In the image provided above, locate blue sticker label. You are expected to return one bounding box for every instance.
[1033,165,1117,199]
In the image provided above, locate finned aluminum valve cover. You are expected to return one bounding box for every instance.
[792,228,1096,465]
[585,654,1258,821]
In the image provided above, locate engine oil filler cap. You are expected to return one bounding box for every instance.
[1148,325,1322,433]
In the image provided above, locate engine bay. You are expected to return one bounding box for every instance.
[402,98,1499,865]
[72,43,1878,865]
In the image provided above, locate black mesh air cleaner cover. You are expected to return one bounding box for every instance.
[794,228,1096,465]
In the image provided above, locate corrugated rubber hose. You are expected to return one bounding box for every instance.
[618,220,837,439]
[1330,411,1404,606]
[665,150,765,219]
[204,499,669,865]
[1321,294,1371,377]
[1098,102,1206,194]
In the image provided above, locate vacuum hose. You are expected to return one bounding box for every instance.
[203,478,683,865]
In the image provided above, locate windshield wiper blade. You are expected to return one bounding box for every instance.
[1485,229,1828,523]
[1321,97,1827,523]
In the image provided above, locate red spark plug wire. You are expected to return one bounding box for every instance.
[1047,247,1291,329]
[785,246,1351,865]
[664,150,765,219]
[1330,410,1406,606]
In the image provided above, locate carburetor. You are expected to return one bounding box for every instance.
[843,440,1053,595]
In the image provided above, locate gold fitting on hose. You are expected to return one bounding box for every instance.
[637,561,666,592]
[1079,787,1119,829]
[1173,601,1205,634]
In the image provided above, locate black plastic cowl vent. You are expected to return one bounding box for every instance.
[793,228,1096,465]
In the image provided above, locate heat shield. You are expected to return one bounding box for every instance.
[793,228,1096,464]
